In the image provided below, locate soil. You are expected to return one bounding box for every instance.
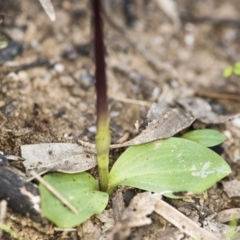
[0,0,240,239]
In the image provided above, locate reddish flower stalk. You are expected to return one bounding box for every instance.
[91,0,110,191]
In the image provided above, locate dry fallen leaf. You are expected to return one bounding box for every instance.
[118,101,195,146]
[79,102,195,148]
[21,143,97,176]
[80,210,114,240]
[96,210,115,235]
[108,192,160,240]
[80,219,101,240]
[79,97,240,149]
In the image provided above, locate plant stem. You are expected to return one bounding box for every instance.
[91,0,110,192]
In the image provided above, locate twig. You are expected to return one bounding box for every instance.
[77,140,96,149]
[0,200,7,239]
[181,15,240,26]
[26,170,48,182]
[54,228,77,232]
[195,89,240,101]
[30,171,78,215]
[155,199,219,240]
[116,132,130,144]
[77,139,133,149]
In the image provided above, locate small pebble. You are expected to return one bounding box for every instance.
[79,71,94,89]
[88,126,96,133]
[223,130,232,139]
[184,33,195,46]
[18,71,29,83]
[6,72,19,81]
[54,63,65,73]
[231,118,240,128]
[59,75,75,87]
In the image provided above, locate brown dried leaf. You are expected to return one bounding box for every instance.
[79,97,239,150]
[108,102,195,148]
[80,220,101,240]
[108,192,160,240]
[21,143,96,176]
[81,210,114,240]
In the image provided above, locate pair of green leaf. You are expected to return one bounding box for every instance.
[223,61,240,78]
[40,129,231,228]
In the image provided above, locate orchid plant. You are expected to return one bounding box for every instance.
[38,0,231,228]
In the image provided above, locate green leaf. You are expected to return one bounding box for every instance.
[233,62,240,75]
[108,138,231,197]
[181,129,226,147]
[39,172,109,228]
[223,66,233,78]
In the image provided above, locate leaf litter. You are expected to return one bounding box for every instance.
[1,0,240,239]
[18,95,240,239]
[108,192,223,240]
[79,101,195,148]
[21,143,96,176]
[79,97,240,149]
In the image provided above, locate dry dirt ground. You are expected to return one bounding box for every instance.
[1,0,240,239]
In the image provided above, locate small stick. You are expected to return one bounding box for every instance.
[54,228,77,232]
[26,170,48,182]
[0,200,7,239]
[182,15,240,26]
[116,132,130,144]
[77,139,130,149]
[195,89,240,101]
[30,171,78,215]
[78,140,96,149]
[155,199,219,240]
